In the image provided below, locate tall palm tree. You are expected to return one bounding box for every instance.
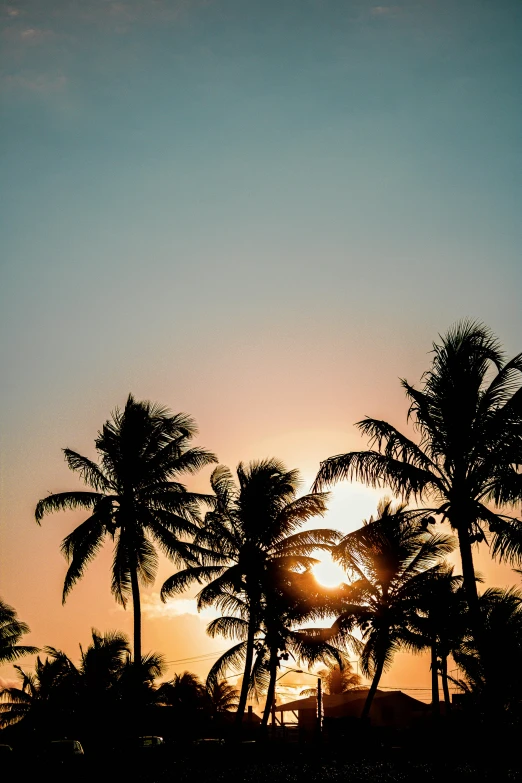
[327,500,454,720]
[0,598,38,664]
[35,394,216,664]
[161,459,338,727]
[314,321,522,655]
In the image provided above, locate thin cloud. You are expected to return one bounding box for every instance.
[371,5,401,16]
[141,592,219,621]
[0,676,19,689]
[4,6,23,17]
[1,71,67,93]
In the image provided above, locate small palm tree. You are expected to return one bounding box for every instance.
[300,661,361,696]
[204,679,239,715]
[0,598,38,665]
[0,647,76,731]
[161,459,337,727]
[453,587,522,717]
[328,500,455,720]
[156,671,204,712]
[403,565,467,714]
[35,395,216,665]
[0,630,165,736]
[314,321,522,657]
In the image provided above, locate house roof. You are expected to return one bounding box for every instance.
[275,689,428,713]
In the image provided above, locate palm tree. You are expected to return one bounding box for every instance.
[0,647,76,731]
[35,394,216,665]
[161,459,338,727]
[402,565,467,714]
[155,670,204,712]
[204,679,239,715]
[0,598,38,664]
[79,628,129,693]
[453,587,522,717]
[253,568,351,729]
[314,321,522,657]
[300,661,361,696]
[0,630,165,737]
[327,500,454,720]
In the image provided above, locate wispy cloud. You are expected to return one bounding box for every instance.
[140,592,219,621]
[0,71,67,93]
[371,5,401,17]
[0,676,19,689]
[4,5,23,17]
[19,27,54,42]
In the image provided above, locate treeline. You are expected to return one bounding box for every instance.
[0,620,238,746]
[2,320,522,739]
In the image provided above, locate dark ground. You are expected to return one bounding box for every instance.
[4,743,522,783]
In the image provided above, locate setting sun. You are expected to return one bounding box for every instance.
[313,555,347,588]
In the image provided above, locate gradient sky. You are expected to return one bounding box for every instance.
[1,0,521,701]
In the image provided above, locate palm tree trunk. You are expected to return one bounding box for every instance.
[456,523,481,636]
[235,611,256,728]
[431,638,440,717]
[361,656,385,721]
[440,654,451,713]
[456,522,495,712]
[261,647,279,730]
[130,566,142,667]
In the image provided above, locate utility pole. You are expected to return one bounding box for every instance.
[316,677,323,741]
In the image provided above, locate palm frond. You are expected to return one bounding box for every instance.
[35,491,102,524]
[206,642,248,689]
[161,566,226,600]
[61,513,108,602]
[63,449,112,491]
[206,616,249,640]
[313,451,438,500]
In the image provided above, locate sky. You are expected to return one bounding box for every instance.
[1,0,521,703]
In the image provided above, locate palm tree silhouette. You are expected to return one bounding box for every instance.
[327,500,454,720]
[0,647,76,731]
[0,598,38,665]
[204,679,239,715]
[161,459,337,728]
[403,565,467,714]
[0,629,165,737]
[156,670,204,710]
[453,587,522,717]
[35,394,216,665]
[253,568,350,730]
[314,321,522,657]
[300,661,361,696]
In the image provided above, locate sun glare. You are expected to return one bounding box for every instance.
[313,555,346,588]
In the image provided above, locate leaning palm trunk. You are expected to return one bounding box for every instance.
[261,648,279,731]
[431,639,440,717]
[361,656,385,721]
[235,612,256,728]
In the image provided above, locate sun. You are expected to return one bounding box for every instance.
[312,554,346,588]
